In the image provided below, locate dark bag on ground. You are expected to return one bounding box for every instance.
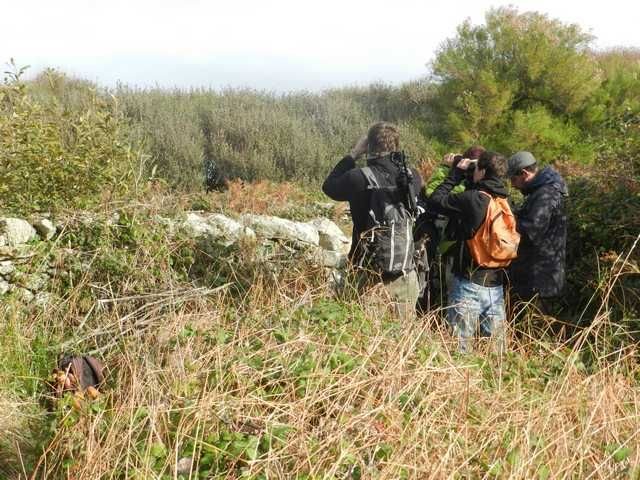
[51,354,105,397]
[360,164,416,275]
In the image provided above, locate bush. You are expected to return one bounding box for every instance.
[564,139,640,322]
[489,106,592,162]
[115,85,437,190]
[429,7,601,161]
[0,65,137,215]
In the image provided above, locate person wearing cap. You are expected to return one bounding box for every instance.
[507,151,569,311]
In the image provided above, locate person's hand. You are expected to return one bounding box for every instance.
[350,135,368,159]
[442,153,459,167]
[456,158,477,170]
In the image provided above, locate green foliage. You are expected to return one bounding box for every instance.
[54,210,182,301]
[431,7,601,160]
[492,106,588,160]
[565,167,640,321]
[116,84,436,190]
[561,51,640,319]
[604,443,632,463]
[0,302,64,474]
[582,49,640,131]
[0,64,137,215]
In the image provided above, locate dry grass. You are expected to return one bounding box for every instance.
[223,180,310,216]
[1,198,638,480]
[11,282,640,479]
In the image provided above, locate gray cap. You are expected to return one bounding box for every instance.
[507,151,537,177]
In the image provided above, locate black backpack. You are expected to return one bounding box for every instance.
[360,156,417,275]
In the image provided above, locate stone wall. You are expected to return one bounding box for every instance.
[0,217,56,304]
[0,212,351,305]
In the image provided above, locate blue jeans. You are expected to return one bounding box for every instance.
[447,275,506,353]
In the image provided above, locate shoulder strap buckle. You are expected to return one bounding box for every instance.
[361,166,380,189]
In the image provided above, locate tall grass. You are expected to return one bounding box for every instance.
[16,69,439,194]
[22,299,640,479]
[1,190,638,479]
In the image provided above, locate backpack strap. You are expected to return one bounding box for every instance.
[361,166,380,190]
[477,190,499,218]
[478,190,509,229]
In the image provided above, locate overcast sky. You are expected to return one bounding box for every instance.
[2,0,638,92]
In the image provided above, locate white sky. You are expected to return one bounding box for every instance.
[2,0,639,91]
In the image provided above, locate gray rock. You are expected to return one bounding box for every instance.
[32,218,56,240]
[0,279,9,295]
[309,248,348,268]
[0,234,5,247]
[182,213,255,247]
[13,272,49,292]
[241,214,319,246]
[34,292,54,308]
[309,218,350,253]
[206,213,256,245]
[13,287,34,303]
[0,261,14,276]
[183,213,215,237]
[154,215,176,235]
[176,457,193,476]
[0,218,37,246]
[314,201,334,211]
[107,212,121,225]
[0,245,32,260]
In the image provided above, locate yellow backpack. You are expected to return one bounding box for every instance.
[467,191,520,268]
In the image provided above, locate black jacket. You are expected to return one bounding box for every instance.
[509,167,568,298]
[322,154,423,264]
[427,167,509,286]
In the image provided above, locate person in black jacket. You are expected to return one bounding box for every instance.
[414,145,486,311]
[507,151,568,312]
[322,122,423,320]
[427,151,509,353]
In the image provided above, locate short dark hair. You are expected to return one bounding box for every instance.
[477,151,507,178]
[367,122,400,154]
[523,163,538,174]
[463,145,486,160]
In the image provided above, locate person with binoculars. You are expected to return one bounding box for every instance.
[426,150,516,353]
[322,122,423,321]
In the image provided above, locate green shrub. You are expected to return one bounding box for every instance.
[115,85,437,190]
[565,145,640,323]
[0,65,137,215]
[429,7,601,160]
[488,106,593,163]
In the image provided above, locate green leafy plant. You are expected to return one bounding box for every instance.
[0,63,137,215]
